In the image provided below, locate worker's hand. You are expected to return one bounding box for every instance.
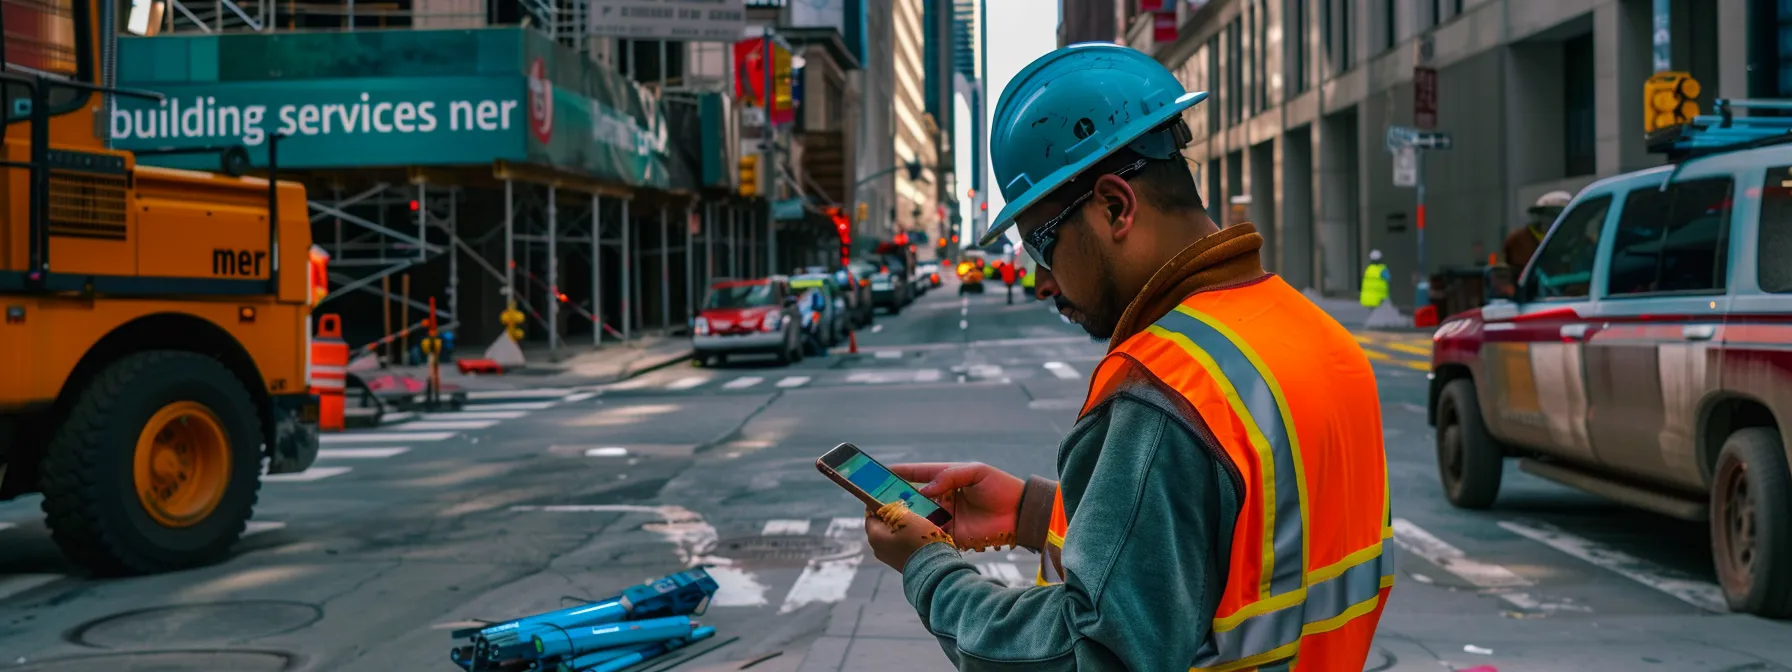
[888,462,1023,552]
[865,501,955,573]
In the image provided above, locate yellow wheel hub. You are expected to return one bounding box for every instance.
[133,401,232,528]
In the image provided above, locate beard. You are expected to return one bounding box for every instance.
[1053,249,1122,341]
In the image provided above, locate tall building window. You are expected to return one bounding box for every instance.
[1321,0,1333,74]
[1288,0,1308,95]
[1384,0,1397,51]
[1257,0,1270,109]
[1230,21,1244,124]
[1429,0,1440,28]
[1452,0,1463,18]
[1748,0,1792,98]
[1244,6,1257,115]
[1209,37,1223,131]
[1340,0,1353,69]
[1564,33,1596,176]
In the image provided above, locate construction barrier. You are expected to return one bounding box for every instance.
[310,314,349,432]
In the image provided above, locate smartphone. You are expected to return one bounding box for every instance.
[816,443,954,528]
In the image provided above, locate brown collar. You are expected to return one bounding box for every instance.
[1107,223,1268,349]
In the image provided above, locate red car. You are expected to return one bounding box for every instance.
[693,277,804,366]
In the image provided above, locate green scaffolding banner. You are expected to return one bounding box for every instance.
[109,76,527,170]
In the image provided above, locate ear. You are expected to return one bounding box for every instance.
[1089,174,1138,242]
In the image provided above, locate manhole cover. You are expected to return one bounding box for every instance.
[14,650,293,672]
[713,535,857,563]
[71,601,321,648]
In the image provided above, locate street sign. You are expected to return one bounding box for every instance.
[1386,125,1415,153]
[1414,67,1439,130]
[588,0,747,41]
[1393,147,1418,187]
[1413,131,1454,150]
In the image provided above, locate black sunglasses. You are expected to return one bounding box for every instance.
[1022,159,1150,271]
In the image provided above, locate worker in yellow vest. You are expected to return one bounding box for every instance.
[1360,249,1391,308]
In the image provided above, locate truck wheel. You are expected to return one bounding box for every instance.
[1435,379,1503,509]
[1710,427,1792,617]
[39,351,263,575]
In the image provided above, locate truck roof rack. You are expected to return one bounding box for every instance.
[1648,98,1792,162]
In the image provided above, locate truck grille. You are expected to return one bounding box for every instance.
[47,172,129,241]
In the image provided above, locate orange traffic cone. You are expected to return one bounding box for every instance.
[849,330,858,354]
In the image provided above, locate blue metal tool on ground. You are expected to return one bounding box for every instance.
[447,567,721,672]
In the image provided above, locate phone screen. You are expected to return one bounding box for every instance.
[835,452,943,519]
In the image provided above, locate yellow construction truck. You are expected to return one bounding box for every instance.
[0,0,320,574]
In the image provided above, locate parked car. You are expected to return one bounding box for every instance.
[916,261,943,289]
[860,257,912,314]
[791,273,850,351]
[1429,137,1792,617]
[803,264,874,329]
[692,277,804,366]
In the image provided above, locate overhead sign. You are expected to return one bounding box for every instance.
[1414,66,1438,130]
[588,0,747,41]
[1393,146,1418,188]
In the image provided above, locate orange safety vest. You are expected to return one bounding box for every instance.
[1038,276,1395,672]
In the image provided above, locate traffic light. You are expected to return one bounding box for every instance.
[738,155,759,198]
[1644,71,1701,135]
[855,202,868,223]
[937,237,947,247]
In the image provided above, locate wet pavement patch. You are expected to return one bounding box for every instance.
[68,601,322,648]
[14,650,295,672]
[713,534,857,566]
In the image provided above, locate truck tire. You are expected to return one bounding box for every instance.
[1435,379,1503,509]
[1709,427,1792,618]
[39,351,263,576]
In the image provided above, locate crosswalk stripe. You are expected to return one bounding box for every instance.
[0,574,61,602]
[421,411,528,421]
[762,519,812,535]
[1498,520,1728,613]
[264,466,353,483]
[776,376,811,388]
[875,350,903,359]
[457,401,557,411]
[244,521,287,537]
[563,391,599,402]
[1042,362,1080,380]
[390,419,500,431]
[322,431,457,444]
[665,376,709,391]
[980,562,1026,587]
[317,447,411,459]
[779,517,866,614]
[723,377,765,390]
[465,389,570,401]
[1392,518,1531,588]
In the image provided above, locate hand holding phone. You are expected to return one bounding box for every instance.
[817,443,954,528]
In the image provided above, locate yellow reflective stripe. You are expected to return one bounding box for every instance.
[1046,529,1064,548]
[1145,323,1283,600]
[1212,540,1385,631]
[1193,540,1392,668]
[1194,642,1301,672]
[1175,305,1313,596]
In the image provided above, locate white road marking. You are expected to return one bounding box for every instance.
[606,378,656,391]
[585,447,630,457]
[263,466,353,483]
[959,320,968,329]
[723,377,765,389]
[875,350,903,359]
[871,324,884,333]
[1391,518,1587,612]
[1043,362,1080,380]
[421,411,528,421]
[390,420,500,431]
[706,565,772,607]
[317,447,411,459]
[914,369,943,383]
[780,517,866,614]
[563,391,599,402]
[1498,520,1729,613]
[379,411,417,424]
[665,376,709,391]
[243,521,287,537]
[980,562,1026,587]
[762,519,813,536]
[0,522,14,533]
[961,306,968,316]
[775,376,811,388]
[457,401,557,411]
[465,388,571,400]
[321,431,456,443]
[0,574,62,602]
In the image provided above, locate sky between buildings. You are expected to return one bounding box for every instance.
[979,0,1060,247]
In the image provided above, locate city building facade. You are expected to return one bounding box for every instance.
[1149,0,1757,307]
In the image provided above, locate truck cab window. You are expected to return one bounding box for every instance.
[1760,166,1792,293]
[3,0,91,122]
[1607,178,1733,296]
[1524,195,1611,300]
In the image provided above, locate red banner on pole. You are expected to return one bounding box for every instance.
[1414,67,1438,130]
[734,38,795,125]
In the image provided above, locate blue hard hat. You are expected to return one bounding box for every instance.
[981,43,1209,246]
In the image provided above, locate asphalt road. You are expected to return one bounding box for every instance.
[2,277,1790,672]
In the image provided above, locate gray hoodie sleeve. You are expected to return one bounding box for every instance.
[899,397,1241,670]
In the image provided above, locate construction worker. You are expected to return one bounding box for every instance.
[1360,249,1391,308]
[861,43,1393,671]
[1504,190,1571,269]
